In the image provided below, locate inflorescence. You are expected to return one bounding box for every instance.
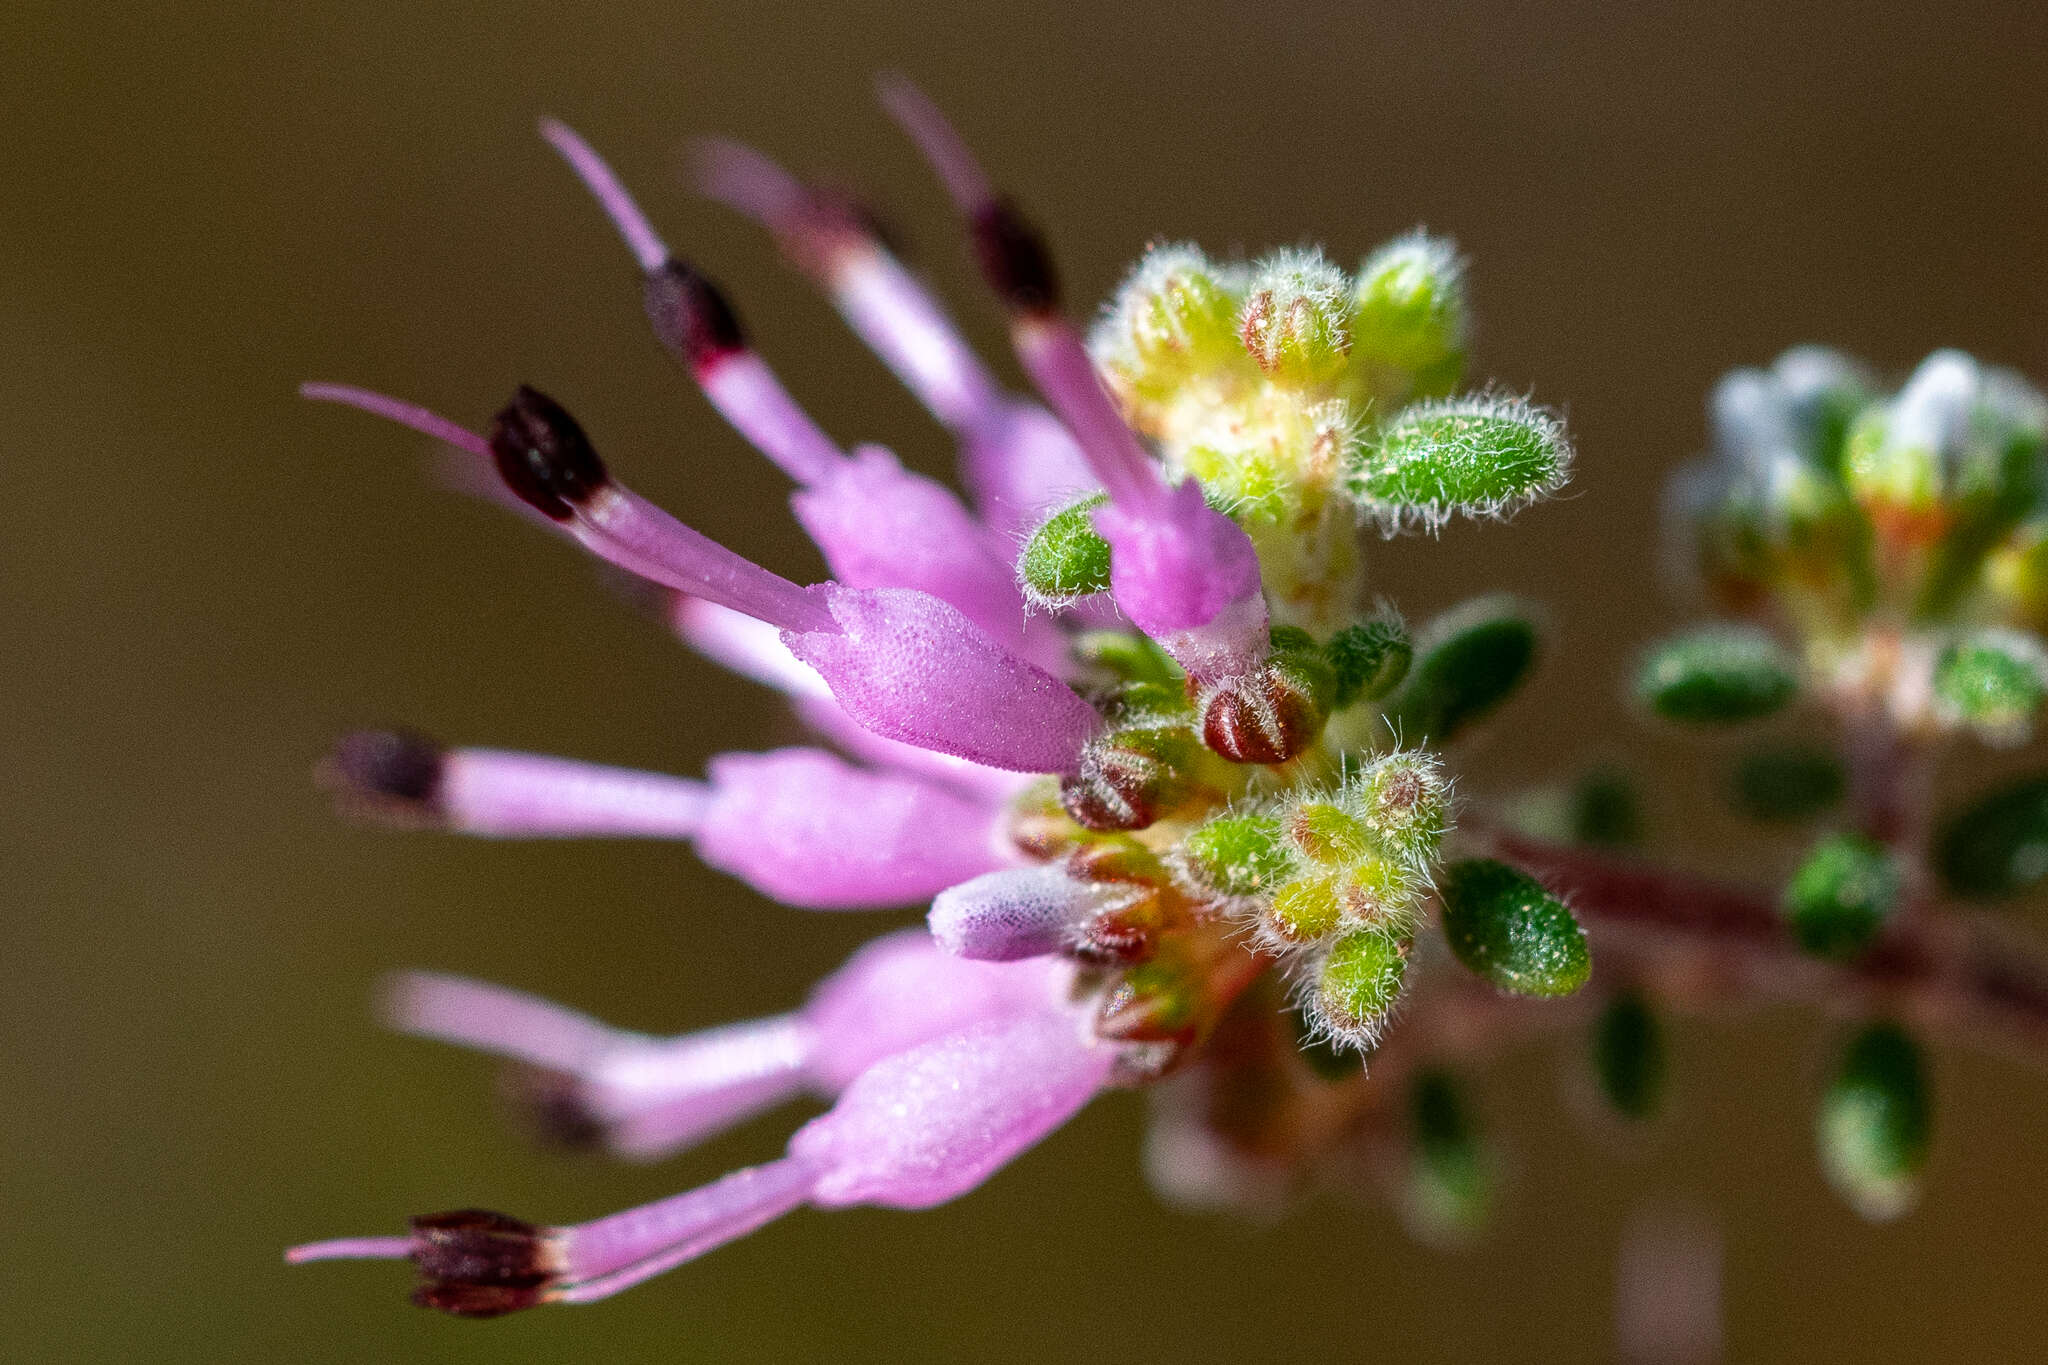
[288,81,2048,1317]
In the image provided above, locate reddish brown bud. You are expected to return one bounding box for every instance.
[1198,670,1328,765]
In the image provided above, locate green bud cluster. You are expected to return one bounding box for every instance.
[1172,751,1449,1048]
[1679,346,2048,631]
[1084,239,1568,630]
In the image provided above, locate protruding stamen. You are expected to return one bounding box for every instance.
[692,135,1010,438]
[543,119,843,484]
[482,385,836,633]
[877,77,1167,516]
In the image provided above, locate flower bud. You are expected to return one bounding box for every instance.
[1932,628,2048,745]
[1175,811,1295,901]
[1090,244,1249,411]
[1347,396,1571,527]
[1265,872,1345,944]
[1286,800,1372,865]
[1237,248,1351,386]
[1353,750,1451,866]
[1933,772,2048,899]
[1636,626,1799,725]
[1325,615,1412,707]
[1017,493,1112,608]
[1731,744,1845,823]
[1304,926,1410,1048]
[1817,1022,1929,1222]
[1385,596,1538,744]
[1782,833,1900,961]
[1770,345,1871,463]
[1096,944,1206,1045]
[1195,626,1336,764]
[1591,989,1665,1122]
[1348,232,1467,400]
[1059,686,1215,831]
[1438,858,1590,997]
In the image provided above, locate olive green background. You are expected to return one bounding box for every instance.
[7,1,2048,1359]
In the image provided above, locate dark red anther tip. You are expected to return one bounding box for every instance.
[407,1208,560,1316]
[643,259,747,371]
[970,198,1060,316]
[322,729,445,823]
[488,386,609,521]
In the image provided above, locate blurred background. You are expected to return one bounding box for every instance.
[6,1,2048,1359]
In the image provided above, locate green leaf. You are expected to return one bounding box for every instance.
[1405,1069,1492,1243]
[1591,989,1665,1121]
[1348,396,1571,524]
[1636,626,1799,724]
[1932,628,2048,744]
[1782,833,1901,961]
[1818,1022,1929,1222]
[1569,770,1643,848]
[1017,493,1111,606]
[1438,858,1592,997]
[1933,773,2048,899]
[1731,744,1845,822]
[1325,615,1412,707]
[1385,596,1538,744]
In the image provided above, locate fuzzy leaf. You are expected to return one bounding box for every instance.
[1325,615,1412,708]
[1932,628,2048,744]
[1386,596,1538,744]
[1348,397,1571,522]
[1818,1022,1929,1222]
[1017,494,1111,606]
[1591,989,1665,1121]
[1636,626,1799,724]
[1783,833,1900,960]
[1933,773,2048,899]
[1731,744,1845,822]
[1438,858,1591,997]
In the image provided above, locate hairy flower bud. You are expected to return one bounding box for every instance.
[1018,493,1113,608]
[1195,626,1337,764]
[1348,232,1467,401]
[1091,243,1249,412]
[1304,926,1410,1048]
[1237,248,1351,386]
[1175,811,1294,902]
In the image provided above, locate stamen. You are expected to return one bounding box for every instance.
[555,1158,819,1296]
[484,386,836,633]
[440,749,708,839]
[321,729,445,827]
[541,119,842,484]
[877,77,1166,515]
[693,135,1008,435]
[285,1236,415,1264]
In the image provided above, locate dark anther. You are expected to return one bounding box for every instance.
[322,729,445,823]
[643,258,747,370]
[488,385,610,521]
[407,1209,560,1318]
[970,197,1060,316]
